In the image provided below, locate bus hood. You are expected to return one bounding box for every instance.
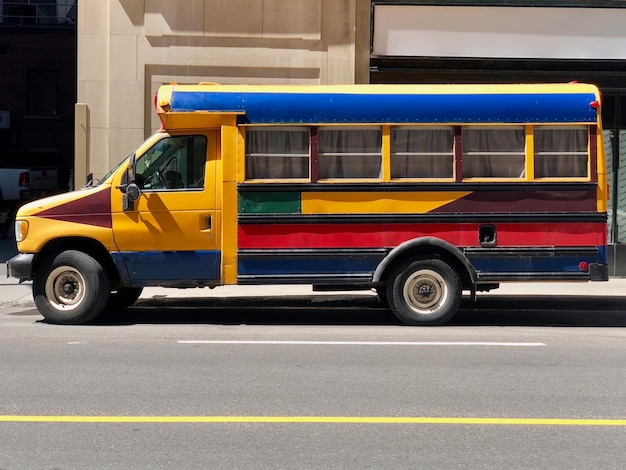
[17,185,112,226]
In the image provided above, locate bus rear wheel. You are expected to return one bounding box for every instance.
[33,250,110,325]
[387,258,461,325]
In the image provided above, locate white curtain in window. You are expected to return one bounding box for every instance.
[318,128,382,179]
[463,128,525,178]
[245,128,309,179]
[391,127,454,178]
[534,127,588,178]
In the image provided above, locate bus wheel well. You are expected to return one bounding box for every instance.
[377,245,473,291]
[32,238,120,285]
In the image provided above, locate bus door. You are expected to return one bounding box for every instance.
[111,131,221,285]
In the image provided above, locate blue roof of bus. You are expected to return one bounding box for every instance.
[160,83,600,125]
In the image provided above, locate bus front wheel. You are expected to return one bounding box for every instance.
[33,250,110,325]
[107,287,143,310]
[387,258,461,325]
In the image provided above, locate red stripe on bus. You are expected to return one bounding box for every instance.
[238,222,606,249]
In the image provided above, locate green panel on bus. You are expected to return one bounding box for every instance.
[238,191,302,214]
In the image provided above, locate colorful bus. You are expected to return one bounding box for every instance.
[7,83,608,325]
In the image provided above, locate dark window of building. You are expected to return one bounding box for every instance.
[30,0,56,22]
[602,94,617,130]
[29,69,57,115]
[2,0,77,25]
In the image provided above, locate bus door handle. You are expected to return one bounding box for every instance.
[201,214,212,235]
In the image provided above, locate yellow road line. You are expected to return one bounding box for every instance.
[1,416,626,426]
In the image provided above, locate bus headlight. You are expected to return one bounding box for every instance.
[15,220,29,242]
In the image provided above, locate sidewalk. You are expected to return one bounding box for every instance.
[2,225,626,309]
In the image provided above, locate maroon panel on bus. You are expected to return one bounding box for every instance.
[432,189,597,214]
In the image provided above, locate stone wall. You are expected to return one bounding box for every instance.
[77,0,369,183]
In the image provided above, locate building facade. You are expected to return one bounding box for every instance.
[76,0,370,185]
[0,0,76,188]
[78,0,626,272]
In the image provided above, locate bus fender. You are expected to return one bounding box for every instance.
[372,237,478,284]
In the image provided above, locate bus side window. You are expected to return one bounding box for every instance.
[391,127,454,179]
[245,127,309,180]
[462,127,525,178]
[136,135,207,190]
[318,127,382,179]
[534,126,588,178]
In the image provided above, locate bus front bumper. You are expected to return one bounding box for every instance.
[6,253,34,280]
[590,263,609,281]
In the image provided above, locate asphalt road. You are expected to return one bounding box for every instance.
[2,298,626,469]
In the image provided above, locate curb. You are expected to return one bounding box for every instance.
[4,281,626,310]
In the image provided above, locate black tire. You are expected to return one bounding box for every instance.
[107,287,143,309]
[387,258,461,325]
[33,250,110,324]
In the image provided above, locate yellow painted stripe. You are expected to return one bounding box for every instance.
[1,416,626,426]
[301,191,472,215]
[597,131,608,213]
[381,126,391,182]
[524,124,534,181]
[221,118,240,284]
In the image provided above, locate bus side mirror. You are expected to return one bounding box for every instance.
[126,183,141,201]
[122,182,141,211]
[122,153,141,211]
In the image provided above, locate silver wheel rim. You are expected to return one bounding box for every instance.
[44,265,86,312]
[402,268,448,315]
